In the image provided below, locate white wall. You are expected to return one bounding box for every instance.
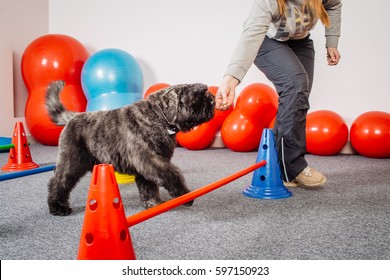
[49,0,389,133]
[0,0,48,137]
[49,0,251,89]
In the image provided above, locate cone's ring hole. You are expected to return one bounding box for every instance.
[262,144,268,150]
[113,197,121,209]
[89,199,98,211]
[85,232,94,245]
[260,175,266,181]
[119,229,127,241]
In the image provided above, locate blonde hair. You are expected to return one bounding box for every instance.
[277,0,330,27]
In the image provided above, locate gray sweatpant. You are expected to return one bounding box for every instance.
[254,35,315,181]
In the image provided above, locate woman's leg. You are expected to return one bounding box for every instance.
[254,36,314,182]
[287,37,315,93]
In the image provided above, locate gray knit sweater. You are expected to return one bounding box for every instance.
[225,0,342,81]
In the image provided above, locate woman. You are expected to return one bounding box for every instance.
[215,0,342,187]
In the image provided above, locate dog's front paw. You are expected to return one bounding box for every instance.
[143,199,162,209]
[48,201,73,216]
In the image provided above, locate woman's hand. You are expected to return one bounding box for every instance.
[327,47,341,66]
[215,75,239,111]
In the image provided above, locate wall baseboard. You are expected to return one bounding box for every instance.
[210,135,356,155]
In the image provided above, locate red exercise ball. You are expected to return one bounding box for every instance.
[268,116,276,129]
[221,111,263,152]
[176,121,218,150]
[221,83,278,152]
[235,83,278,127]
[22,34,89,145]
[144,83,171,99]
[306,110,348,156]
[350,111,390,158]
[207,86,234,128]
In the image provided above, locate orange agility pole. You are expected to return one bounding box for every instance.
[126,160,266,227]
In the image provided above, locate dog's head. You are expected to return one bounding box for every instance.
[148,83,215,132]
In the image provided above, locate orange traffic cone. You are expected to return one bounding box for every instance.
[77,164,136,260]
[2,122,39,171]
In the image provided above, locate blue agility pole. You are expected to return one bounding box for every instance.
[0,164,56,181]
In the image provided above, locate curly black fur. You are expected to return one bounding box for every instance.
[45,80,215,216]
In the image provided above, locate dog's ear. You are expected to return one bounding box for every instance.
[191,83,208,94]
[158,86,180,124]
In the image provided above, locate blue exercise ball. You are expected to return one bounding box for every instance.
[81,48,143,111]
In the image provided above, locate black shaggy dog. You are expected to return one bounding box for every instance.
[45,80,215,216]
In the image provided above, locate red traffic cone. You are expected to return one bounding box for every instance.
[77,164,136,260]
[2,122,39,171]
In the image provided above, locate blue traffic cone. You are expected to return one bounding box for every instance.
[243,128,292,199]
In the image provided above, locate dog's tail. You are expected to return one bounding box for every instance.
[45,80,78,126]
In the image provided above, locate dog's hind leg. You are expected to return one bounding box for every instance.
[48,151,93,216]
[135,175,162,208]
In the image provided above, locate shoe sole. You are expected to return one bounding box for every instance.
[298,177,327,188]
[283,181,299,188]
